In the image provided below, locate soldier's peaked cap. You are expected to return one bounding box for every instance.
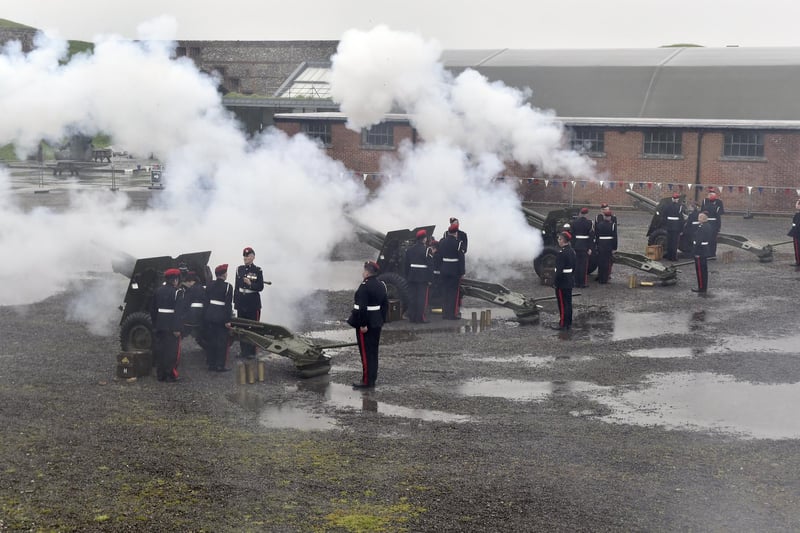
[416,229,427,239]
[242,246,255,256]
[164,268,181,278]
[215,264,228,275]
[580,207,589,214]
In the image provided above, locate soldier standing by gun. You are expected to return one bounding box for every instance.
[692,212,713,293]
[552,231,576,330]
[347,261,388,389]
[662,193,685,261]
[151,268,185,382]
[205,264,233,372]
[701,188,724,258]
[788,199,800,266]
[182,271,208,340]
[404,229,432,323]
[594,211,617,284]
[437,223,466,319]
[571,207,594,288]
[234,247,264,359]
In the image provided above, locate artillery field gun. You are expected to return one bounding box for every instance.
[346,216,547,323]
[522,204,681,286]
[113,251,351,377]
[625,188,776,262]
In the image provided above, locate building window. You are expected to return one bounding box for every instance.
[189,47,201,60]
[302,121,332,145]
[362,123,394,148]
[228,78,240,92]
[570,127,605,154]
[175,47,186,57]
[723,131,764,158]
[643,129,682,156]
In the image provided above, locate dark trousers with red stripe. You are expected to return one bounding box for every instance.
[155,331,182,380]
[694,255,708,291]
[554,287,572,328]
[407,282,429,323]
[793,236,800,265]
[356,326,381,386]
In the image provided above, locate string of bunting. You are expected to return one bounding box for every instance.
[515,178,800,196]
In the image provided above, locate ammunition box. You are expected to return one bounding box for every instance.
[386,299,402,322]
[646,245,663,260]
[116,350,152,378]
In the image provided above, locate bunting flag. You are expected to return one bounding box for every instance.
[629,182,635,189]
[668,183,674,191]
[562,181,568,188]
[758,187,764,194]
[786,189,793,194]
[544,180,549,187]
[647,182,653,189]
[738,186,744,193]
[728,185,734,193]
[687,184,692,190]
[610,182,615,189]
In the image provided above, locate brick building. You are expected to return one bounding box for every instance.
[274,47,800,214]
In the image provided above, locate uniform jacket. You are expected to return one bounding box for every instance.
[662,201,685,232]
[437,234,466,277]
[441,229,468,254]
[595,219,618,251]
[692,223,714,257]
[205,278,233,325]
[234,263,264,312]
[571,216,594,251]
[700,198,724,229]
[183,283,208,326]
[348,275,388,329]
[788,212,800,238]
[151,283,185,332]
[554,245,576,289]
[404,241,432,283]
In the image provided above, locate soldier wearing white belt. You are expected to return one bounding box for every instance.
[234,247,264,358]
[204,264,233,372]
[150,268,185,382]
[404,229,432,323]
[347,261,388,389]
[552,232,576,330]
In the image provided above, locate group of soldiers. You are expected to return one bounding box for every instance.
[402,217,468,324]
[150,247,266,383]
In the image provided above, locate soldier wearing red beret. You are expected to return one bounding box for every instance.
[234,247,264,359]
[594,211,617,284]
[571,207,594,288]
[662,192,685,261]
[552,231,576,330]
[437,222,466,320]
[347,261,388,389]
[150,268,185,382]
[700,189,724,258]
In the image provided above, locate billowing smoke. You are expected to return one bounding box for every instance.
[1,21,595,335]
[330,25,595,279]
[0,21,362,332]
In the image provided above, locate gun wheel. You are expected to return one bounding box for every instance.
[120,312,153,351]
[377,272,410,312]
[533,246,559,286]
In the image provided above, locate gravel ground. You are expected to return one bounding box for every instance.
[1,182,800,532]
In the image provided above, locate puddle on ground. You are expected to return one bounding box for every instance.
[459,378,602,401]
[705,334,800,355]
[627,347,700,359]
[255,381,470,430]
[611,311,691,341]
[591,372,800,439]
[465,354,594,366]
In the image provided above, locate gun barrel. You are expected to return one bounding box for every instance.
[345,214,387,251]
[624,188,659,213]
[521,205,547,230]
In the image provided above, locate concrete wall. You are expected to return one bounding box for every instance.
[0,27,37,52]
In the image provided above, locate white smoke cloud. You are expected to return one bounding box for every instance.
[331,26,597,278]
[1,21,597,335]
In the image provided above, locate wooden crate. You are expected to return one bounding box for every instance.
[116,350,152,377]
[386,299,402,322]
[645,245,663,260]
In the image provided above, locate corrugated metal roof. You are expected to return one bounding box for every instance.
[273,46,800,122]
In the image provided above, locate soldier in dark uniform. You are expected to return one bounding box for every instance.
[552,231,576,330]
[347,261,388,389]
[596,203,618,274]
[662,193,685,261]
[571,207,594,288]
[700,189,724,258]
[594,211,617,284]
[182,271,208,340]
[692,212,713,293]
[788,199,800,266]
[234,246,264,359]
[204,264,233,372]
[682,201,700,248]
[436,223,466,320]
[403,229,432,323]
[442,217,468,254]
[150,268,185,382]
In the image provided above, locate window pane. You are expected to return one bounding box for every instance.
[362,123,394,147]
[723,132,763,157]
[302,121,331,145]
[643,129,682,156]
[570,127,604,153]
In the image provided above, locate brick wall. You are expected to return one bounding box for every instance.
[0,27,36,52]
